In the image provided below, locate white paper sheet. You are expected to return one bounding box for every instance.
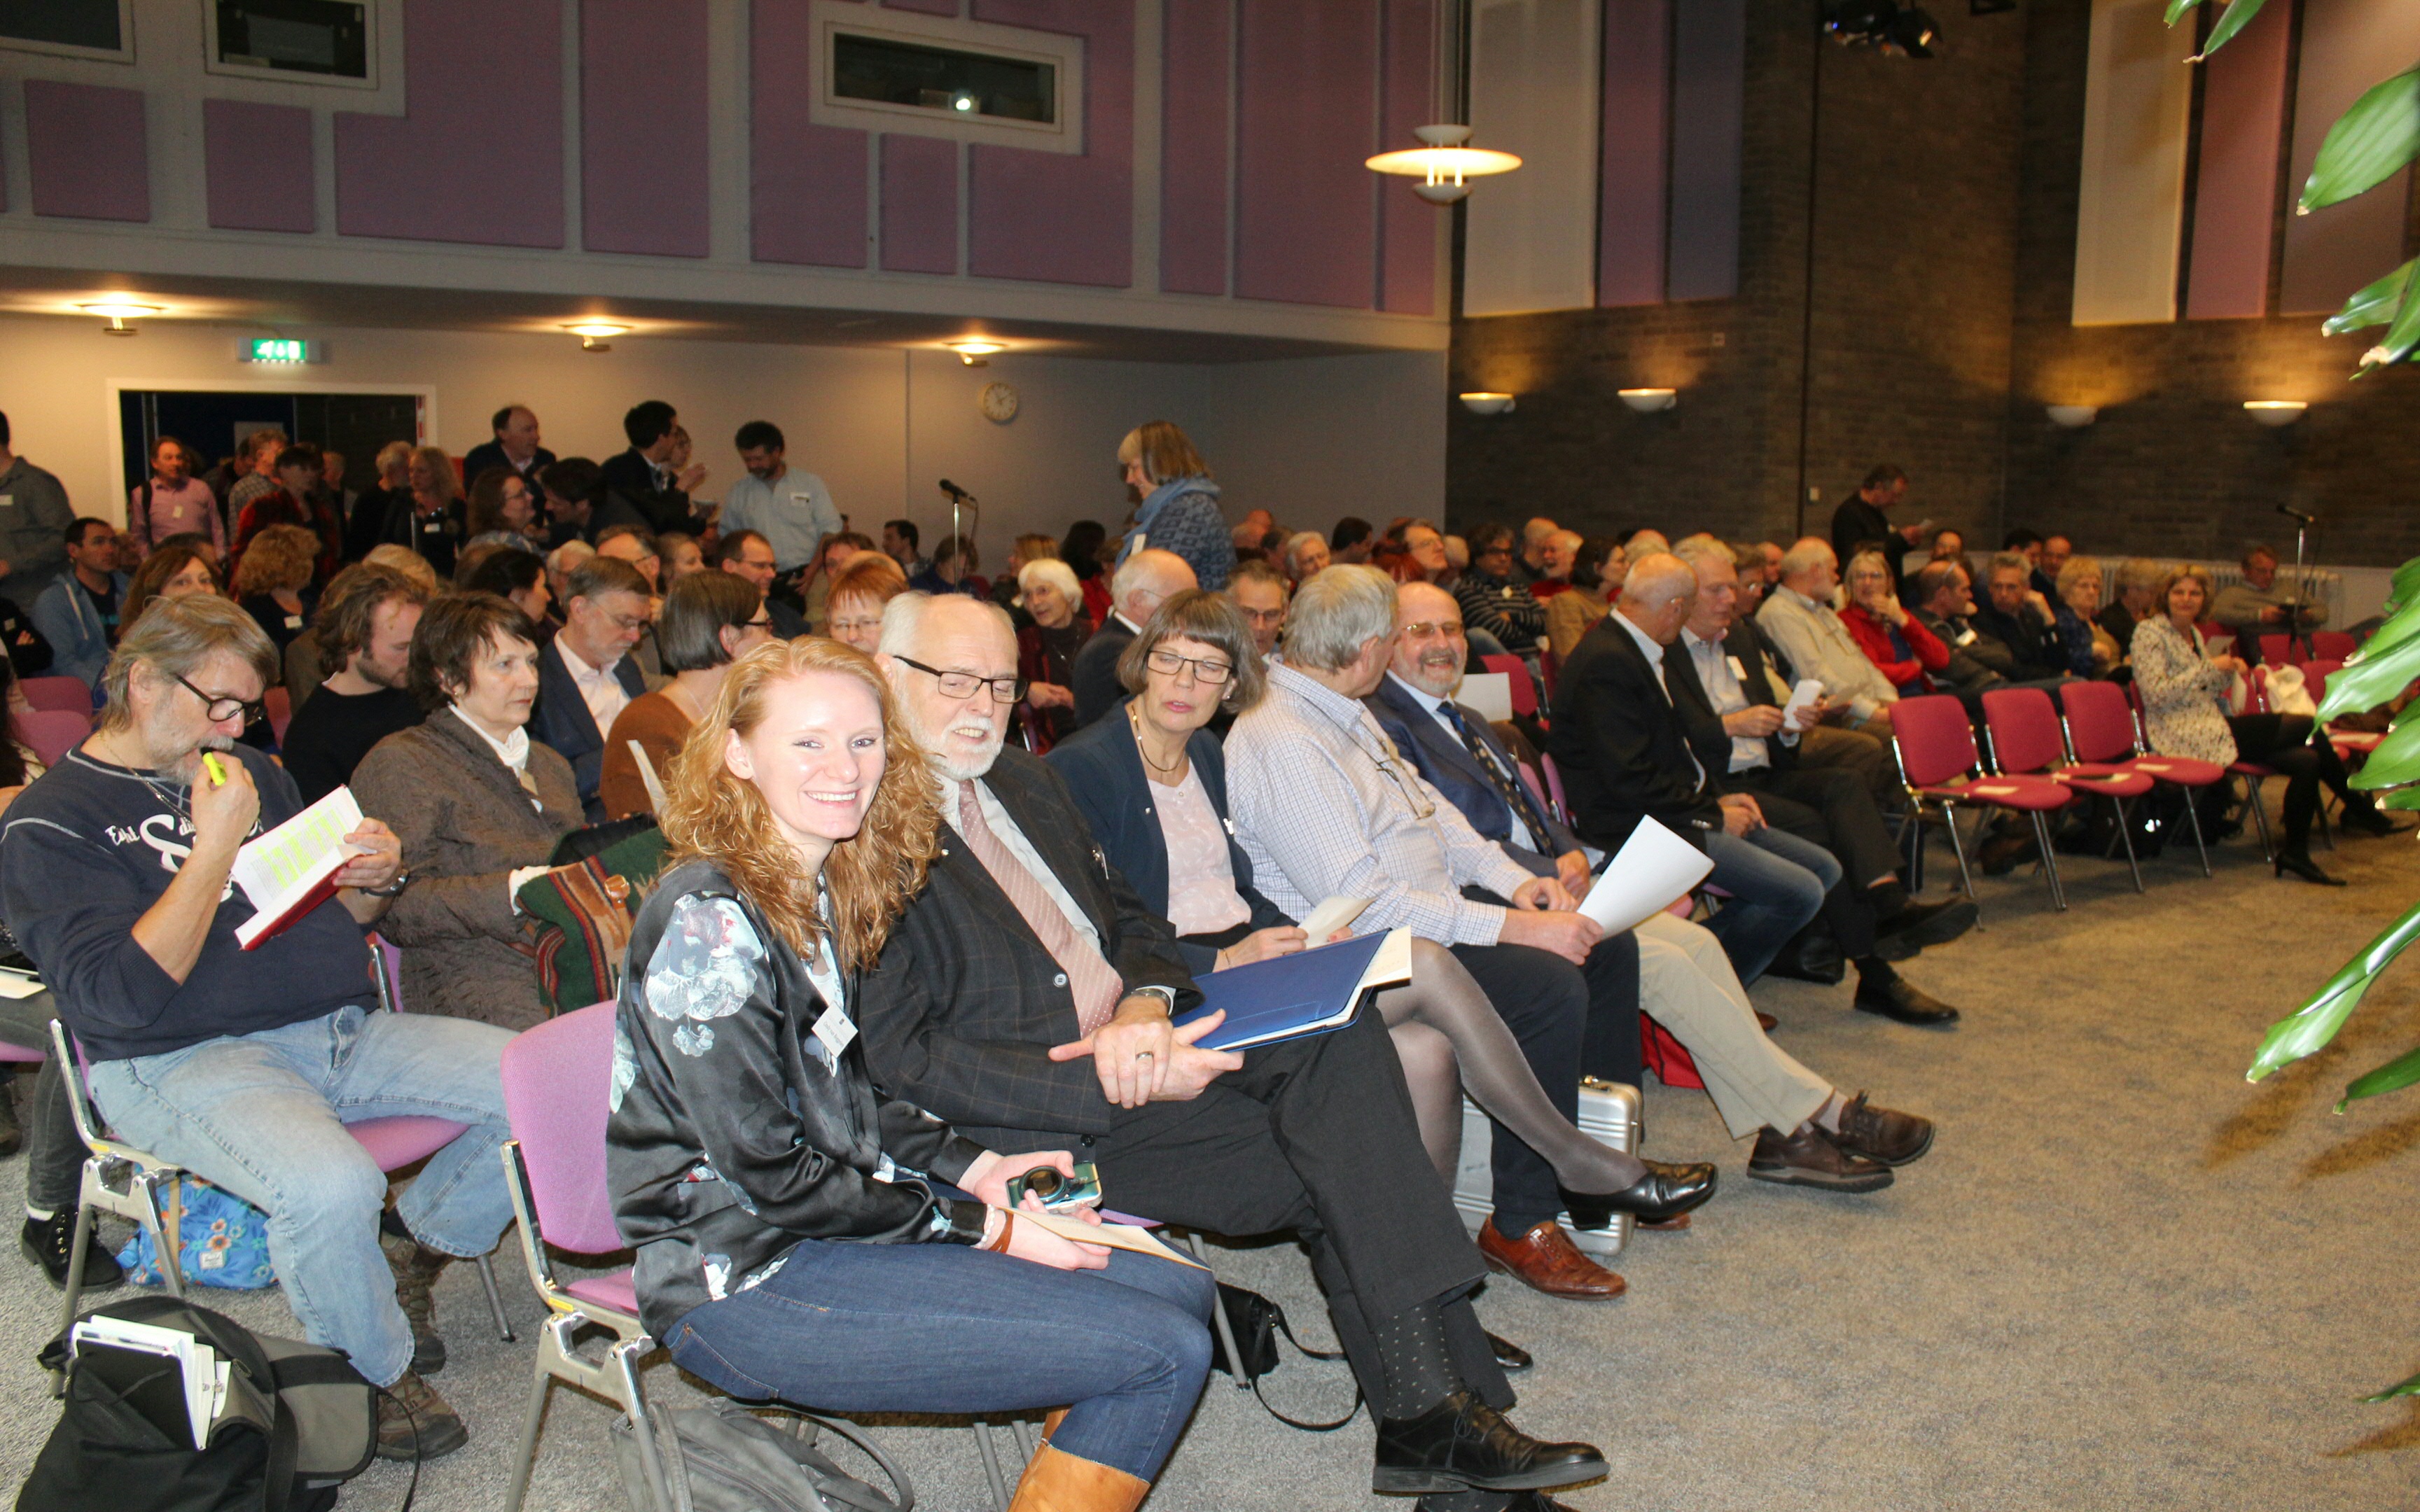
[1781,678,1825,722]
[1459,672,1514,723]
[1300,896,1371,943]
[1578,817,1715,937]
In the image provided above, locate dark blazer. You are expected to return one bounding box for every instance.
[1046,714,1287,973]
[854,748,1199,1152]
[1545,614,1723,852]
[1365,673,1581,876]
[1662,627,1797,783]
[600,449,706,536]
[1968,601,2064,681]
[1831,496,1902,592]
[1069,615,1137,729]
[531,638,649,821]
[376,497,466,580]
[460,442,557,491]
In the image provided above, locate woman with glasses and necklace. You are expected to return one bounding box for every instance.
[1048,592,1664,1206]
[351,594,580,1028]
[599,572,774,820]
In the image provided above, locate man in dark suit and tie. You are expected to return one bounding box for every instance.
[529,556,650,820]
[599,400,708,538]
[1661,540,1970,1024]
[1070,548,1194,729]
[856,592,1610,1508]
[459,404,557,493]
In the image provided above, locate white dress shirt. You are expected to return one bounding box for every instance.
[1387,673,1543,855]
[939,769,1104,954]
[718,465,842,573]
[1755,584,1898,724]
[1613,611,1706,788]
[554,636,633,735]
[1680,627,1772,774]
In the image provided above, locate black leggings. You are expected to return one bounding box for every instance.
[2227,713,2364,853]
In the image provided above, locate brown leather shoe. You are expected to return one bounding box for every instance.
[1755,1011,1779,1032]
[1746,1123,1893,1193]
[1830,1091,1934,1166]
[1476,1217,1625,1301]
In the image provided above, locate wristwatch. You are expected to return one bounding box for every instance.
[1124,985,1176,1014]
[360,869,414,899]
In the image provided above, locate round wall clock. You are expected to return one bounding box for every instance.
[980,382,1020,424]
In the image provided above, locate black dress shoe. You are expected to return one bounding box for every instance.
[0,1078,21,1158]
[1874,897,1978,955]
[1977,833,2035,876]
[2341,806,2410,838]
[1485,1331,1534,1372]
[1419,1495,1584,1512]
[1762,928,1844,984]
[1854,975,1961,1026]
[1559,1161,1717,1228]
[1374,1390,1608,1495]
[2275,851,2346,886]
[20,1209,123,1292]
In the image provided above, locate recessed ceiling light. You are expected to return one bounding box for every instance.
[562,321,630,339]
[948,339,1007,366]
[79,300,162,318]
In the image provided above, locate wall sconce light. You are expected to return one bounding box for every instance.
[2244,400,2307,427]
[1459,392,1516,416]
[80,300,160,336]
[1618,388,1678,414]
[1368,125,1523,206]
[563,321,629,351]
[948,340,1007,367]
[2045,404,2099,428]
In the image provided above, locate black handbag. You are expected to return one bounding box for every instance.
[1210,1282,1362,1432]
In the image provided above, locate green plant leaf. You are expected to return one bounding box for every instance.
[2343,714,2420,789]
[2248,898,2420,1079]
[2316,624,2420,722]
[2301,66,2420,213]
[2339,1041,2420,1109]
[2388,787,2420,811]
[2364,1368,2420,1403]
[2164,0,2202,24]
[2353,261,2420,373]
[2323,258,2417,336]
[2198,0,2269,57]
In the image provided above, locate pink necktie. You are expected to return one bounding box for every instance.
[955,781,1126,1035]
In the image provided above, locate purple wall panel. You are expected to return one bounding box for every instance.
[1159,0,1230,295]
[884,0,960,13]
[881,134,960,272]
[582,0,710,256]
[1376,0,1437,315]
[1235,0,1379,307]
[24,81,149,223]
[1664,0,1743,301]
[2184,0,2289,319]
[1598,0,1670,307]
[966,0,1134,287]
[751,0,870,267]
[335,0,564,246]
[203,99,315,232]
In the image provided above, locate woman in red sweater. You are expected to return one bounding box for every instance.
[1838,547,1948,694]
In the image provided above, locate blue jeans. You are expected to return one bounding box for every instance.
[667,1241,1216,1481]
[88,1005,515,1387]
[1702,827,1835,984]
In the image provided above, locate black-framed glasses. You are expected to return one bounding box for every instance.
[893,656,1027,704]
[172,672,265,726]
[1143,648,1232,685]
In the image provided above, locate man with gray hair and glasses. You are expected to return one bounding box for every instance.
[1071,547,1195,729]
[0,594,514,1460]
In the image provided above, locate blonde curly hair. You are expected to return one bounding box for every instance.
[660,636,939,972]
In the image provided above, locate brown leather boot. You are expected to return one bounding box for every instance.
[1006,1443,1150,1512]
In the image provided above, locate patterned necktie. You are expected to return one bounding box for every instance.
[1437,703,1556,849]
[954,781,1125,1036]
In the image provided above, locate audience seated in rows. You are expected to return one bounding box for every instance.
[531,555,652,821]
[279,563,431,803]
[854,590,1615,1500]
[1544,536,1624,661]
[823,548,909,657]
[2210,542,2326,662]
[1755,538,1901,740]
[1838,547,1948,696]
[0,594,509,1458]
[1972,550,2081,680]
[598,571,770,820]
[714,528,809,638]
[234,523,321,664]
[1226,556,1289,659]
[1454,522,1546,657]
[463,463,547,558]
[1014,555,1092,748]
[353,593,580,1029]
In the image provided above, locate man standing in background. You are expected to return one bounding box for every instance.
[718,421,839,599]
[127,435,225,557]
[1830,465,1919,594]
[461,405,556,489]
[0,413,76,601]
[601,401,708,536]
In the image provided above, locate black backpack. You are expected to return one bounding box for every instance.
[22,1295,387,1512]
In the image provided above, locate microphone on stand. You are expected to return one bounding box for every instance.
[936,481,979,564]
[2276,504,2316,524]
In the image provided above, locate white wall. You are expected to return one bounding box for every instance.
[0,315,1445,554]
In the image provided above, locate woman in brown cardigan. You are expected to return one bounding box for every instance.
[352,593,581,1029]
[598,571,770,820]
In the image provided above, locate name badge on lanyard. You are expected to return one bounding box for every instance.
[1725,655,1746,682]
[809,1002,857,1074]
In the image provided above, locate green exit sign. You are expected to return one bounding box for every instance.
[242,338,314,364]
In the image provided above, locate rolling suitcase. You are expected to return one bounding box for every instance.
[1449,1077,1640,1257]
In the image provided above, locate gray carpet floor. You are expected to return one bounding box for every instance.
[6,818,2420,1511]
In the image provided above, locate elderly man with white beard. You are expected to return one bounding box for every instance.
[850,592,1611,1511]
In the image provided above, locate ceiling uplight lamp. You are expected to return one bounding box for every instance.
[1367,125,1522,206]
[1459,392,1516,416]
[948,340,1007,367]
[562,321,630,351]
[1618,388,1678,414]
[2244,400,2307,427]
[80,300,161,335]
[2045,404,2099,428]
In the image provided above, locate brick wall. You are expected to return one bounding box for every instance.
[1447,0,2420,570]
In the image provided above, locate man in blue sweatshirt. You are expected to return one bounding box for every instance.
[29,518,126,694]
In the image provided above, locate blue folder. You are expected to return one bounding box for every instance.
[1173,930,1406,1052]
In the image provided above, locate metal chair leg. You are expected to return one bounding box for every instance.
[476,1252,516,1342]
[2182,790,2213,876]
[1942,806,1981,924]
[1183,1230,1251,1388]
[613,1338,670,1512]
[2030,811,2068,910]
[2113,797,2145,892]
[2244,778,2277,862]
[502,1365,552,1512]
[973,1417,1013,1511]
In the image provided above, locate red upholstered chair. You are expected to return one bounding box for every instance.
[1980,687,2153,893]
[2311,631,2356,662]
[14,708,89,768]
[265,686,293,746]
[2260,634,2295,666]
[1480,653,1539,720]
[1890,693,2077,916]
[20,676,95,714]
[2061,680,2215,877]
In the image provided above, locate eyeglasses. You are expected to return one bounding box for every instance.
[893,656,1027,704]
[604,610,650,634]
[743,615,774,630]
[828,616,883,635]
[1144,648,1232,685]
[172,672,265,726]
[1400,620,1465,640]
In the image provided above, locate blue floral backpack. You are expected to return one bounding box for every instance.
[116,1177,277,1290]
